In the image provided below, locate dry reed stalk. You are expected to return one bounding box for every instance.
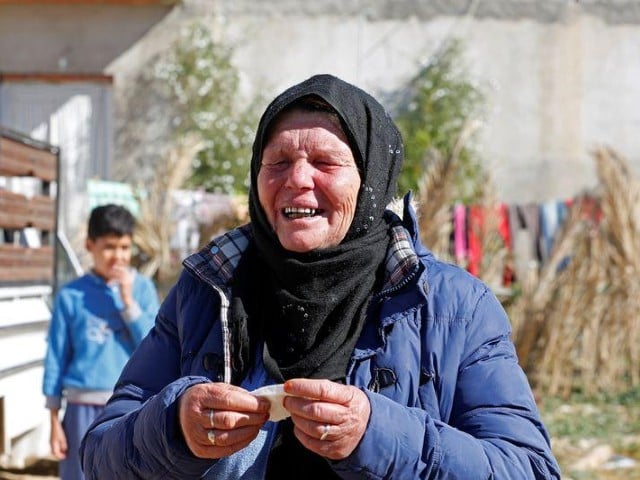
[594,147,640,387]
[416,148,457,260]
[511,147,640,397]
[134,134,203,283]
[415,118,509,279]
[196,194,249,250]
[415,138,639,396]
[510,198,585,370]
[472,173,510,290]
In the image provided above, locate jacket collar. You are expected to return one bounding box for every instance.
[184,199,423,295]
[183,224,252,288]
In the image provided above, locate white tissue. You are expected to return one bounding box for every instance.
[251,384,291,422]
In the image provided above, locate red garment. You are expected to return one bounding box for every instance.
[466,206,484,277]
[466,204,512,284]
[497,203,513,285]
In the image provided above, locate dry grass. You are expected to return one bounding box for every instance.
[132,134,250,296]
[416,130,510,293]
[133,133,202,285]
[416,147,458,260]
[417,145,640,397]
[509,147,640,397]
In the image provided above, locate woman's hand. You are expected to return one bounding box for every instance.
[283,379,371,460]
[178,383,271,459]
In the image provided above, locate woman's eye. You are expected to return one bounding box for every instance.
[314,158,341,168]
[262,158,287,167]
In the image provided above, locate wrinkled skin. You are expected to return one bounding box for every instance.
[257,109,361,252]
[283,379,371,460]
[179,383,270,459]
[179,380,370,461]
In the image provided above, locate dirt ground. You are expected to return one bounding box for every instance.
[0,459,58,480]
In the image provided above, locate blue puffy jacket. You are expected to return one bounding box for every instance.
[81,197,561,479]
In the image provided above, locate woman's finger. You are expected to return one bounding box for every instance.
[289,415,340,441]
[198,424,264,449]
[179,383,269,459]
[283,381,371,460]
[284,378,355,404]
[200,383,272,413]
[189,424,259,459]
[283,395,343,422]
[204,408,270,429]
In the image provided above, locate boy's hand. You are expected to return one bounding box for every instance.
[49,414,68,460]
[112,266,134,307]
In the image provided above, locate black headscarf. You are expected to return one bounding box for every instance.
[230,74,404,477]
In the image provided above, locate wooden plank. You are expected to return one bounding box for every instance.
[0,192,54,230]
[0,190,29,229]
[0,245,53,265]
[0,266,53,283]
[0,137,57,181]
[0,138,30,177]
[28,195,56,230]
[0,73,114,84]
[0,246,54,283]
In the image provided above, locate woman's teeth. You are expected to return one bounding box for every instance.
[283,207,317,218]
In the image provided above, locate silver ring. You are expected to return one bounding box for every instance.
[208,409,214,428]
[320,424,330,441]
[207,429,216,446]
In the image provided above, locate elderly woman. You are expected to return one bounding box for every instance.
[80,74,560,479]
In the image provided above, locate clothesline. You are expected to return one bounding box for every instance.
[448,194,602,287]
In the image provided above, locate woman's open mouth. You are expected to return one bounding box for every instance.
[283,207,321,219]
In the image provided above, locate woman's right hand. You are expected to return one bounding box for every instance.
[178,383,271,459]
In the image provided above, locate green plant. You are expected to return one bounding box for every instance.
[153,21,261,195]
[394,39,485,203]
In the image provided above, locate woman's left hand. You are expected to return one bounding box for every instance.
[283,378,371,460]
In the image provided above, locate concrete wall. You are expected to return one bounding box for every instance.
[227,1,640,203]
[104,0,640,203]
[2,0,640,203]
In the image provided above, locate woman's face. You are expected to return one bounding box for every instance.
[258,109,361,252]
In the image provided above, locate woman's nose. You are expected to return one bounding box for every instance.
[286,160,314,189]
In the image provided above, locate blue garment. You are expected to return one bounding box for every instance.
[60,404,104,480]
[539,200,569,261]
[43,270,160,407]
[80,196,561,479]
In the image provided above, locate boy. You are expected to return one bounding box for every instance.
[42,204,160,480]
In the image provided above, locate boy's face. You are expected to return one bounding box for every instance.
[86,234,133,282]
